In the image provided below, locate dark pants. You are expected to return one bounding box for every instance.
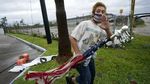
[76,58,95,84]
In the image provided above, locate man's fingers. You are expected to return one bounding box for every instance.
[101,15,107,21]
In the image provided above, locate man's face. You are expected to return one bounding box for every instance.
[94,6,106,16]
[93,6,106,23]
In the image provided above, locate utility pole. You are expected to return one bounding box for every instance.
[130,0,136,36]
[40,0,52,44]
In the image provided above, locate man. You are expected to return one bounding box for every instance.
[68,2,112,84]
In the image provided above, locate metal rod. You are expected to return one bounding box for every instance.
[40,0,52,44]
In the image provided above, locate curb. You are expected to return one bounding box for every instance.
[7,34,46,52]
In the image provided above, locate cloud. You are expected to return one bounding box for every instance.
[0,0,149,24]
[135,0,150,13]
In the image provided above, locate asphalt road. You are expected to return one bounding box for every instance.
[0,35,42,84]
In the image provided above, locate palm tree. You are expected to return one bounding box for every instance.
[0,17,8,33]
[54,0,72,63]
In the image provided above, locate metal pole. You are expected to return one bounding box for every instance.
[40,0,52,44]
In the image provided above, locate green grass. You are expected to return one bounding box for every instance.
[11,34,150,84]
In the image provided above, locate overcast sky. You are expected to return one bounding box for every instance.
[0,0,149,25]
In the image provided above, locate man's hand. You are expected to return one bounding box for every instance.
[98,15,112,38]
[99,15,110,31]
